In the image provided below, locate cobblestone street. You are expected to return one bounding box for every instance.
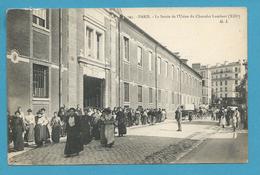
[8,119,222,165]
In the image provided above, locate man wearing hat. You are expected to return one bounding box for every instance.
[24,109,35,145]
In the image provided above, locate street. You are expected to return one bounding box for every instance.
[8,119,247,165]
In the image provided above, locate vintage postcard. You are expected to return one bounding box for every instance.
[6,7,248,165]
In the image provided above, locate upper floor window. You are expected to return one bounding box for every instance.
[96,32,102,60]
[235,67,238,72]
[86,27,93,57]
[32,9,49,29]
[157,57,161,74]
[123,37,129,61]
[148,51,152,71]
[225,80,228,85]
[165,61,168,77]
[33,64,49,98]
[137,46,143,66]
[235,74,238,78]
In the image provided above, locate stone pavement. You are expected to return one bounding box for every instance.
[8,119,221,165]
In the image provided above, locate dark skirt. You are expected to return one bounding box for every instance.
[24,124,35,142]
[64,126,83,155]
[118,123,127,135]
[80,123,92,145]
[92,124,100,140]
[13,130,24,151]
[34,124,49,146]
[51,125,61,143]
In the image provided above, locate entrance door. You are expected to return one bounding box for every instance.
[83,76,104,108]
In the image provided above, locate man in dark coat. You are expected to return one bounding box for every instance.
[175,106,183,131]
[64,108,83,157]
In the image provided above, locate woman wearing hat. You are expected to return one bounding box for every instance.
[24,109,35,145]
[34,108,50,147]
[64,108,83,157]
[50,112,62,143]
[100,108,115,147]
[11,111,25,151]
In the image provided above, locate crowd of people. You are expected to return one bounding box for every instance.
[8,105,167,157]
[210,106,245,132]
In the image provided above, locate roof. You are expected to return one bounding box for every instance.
[120,15,202,79]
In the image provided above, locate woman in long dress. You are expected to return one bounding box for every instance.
[50,112,62,143]
[24,109,35,145]
[11,111,25,151]
[92,108,101,140]
[34,109,49,147]
[100,108,115,147]
[80,108,92,145]
[116,107,127,137]
[64,108,83,157]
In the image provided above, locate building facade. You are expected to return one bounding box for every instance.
[209,61,245,106]
[192,64,212,105]
[7,8,202,117]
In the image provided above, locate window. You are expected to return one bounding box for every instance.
[216,81,218,86]
[137,46,143,66]
[165,61,168,77]
[225,80,228,85]
[235,80,238,85]
[96,32,102,60]
[33,64,49,98]
[225,93,228,98]
[220,81,222,86]
[124,83,129,102]
[157,57,161,74]
[123,37,129,61]
[225,74,227,77]
[220,87,222,92]
[216,88,218,92]
[235,67,238,72]
[148,51,152,71]
[138,85,142,102]
[202,80,205,86]
[220,93,223,98]
[32,9,48,29]
[86,27,93,57]
[235,74,238,78]
[158,90,161,103]
[172,65,175,80]
[149,88,153,103]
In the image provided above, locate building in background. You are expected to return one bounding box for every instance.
[7,8,202,117]
[192,63,212,105]
[209,60,245,106]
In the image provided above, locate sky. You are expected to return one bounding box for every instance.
[121,8,247,67]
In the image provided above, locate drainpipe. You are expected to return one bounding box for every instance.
[118,16,121,107]
[58,9,62,108]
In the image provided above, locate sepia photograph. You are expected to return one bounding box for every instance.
[6,7,248,165]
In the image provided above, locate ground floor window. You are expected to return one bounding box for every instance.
[138,85,142,102]
[124,82,130,102]
[33,64,49,98]
[149,88,153,103]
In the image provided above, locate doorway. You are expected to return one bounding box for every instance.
[83,76,104,108]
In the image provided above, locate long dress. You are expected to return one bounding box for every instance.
[64,113,83,155]
[58,111,67,137]
[11,116,25,151]
[34,115,49,146]
[24,114,35,142]
[92,114,101,140]
[51,116,62,143]
[116,111,127,136]
[100,114,115,147]
[80,114,92,145]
